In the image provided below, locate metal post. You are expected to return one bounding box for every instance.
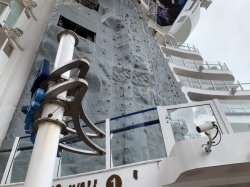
[194,60,198,69]
[224,63,229,70]
[224,81,230,91]
[193,44,196,52]
[211,80,216,90]
[181,58,185,66]
[218,61,222,70]
[105,119,111,169]
[23,30,78,187]
[188,77,193,87]
[237,81,244,90]
[206,61,210,69]
[198,79,203,89]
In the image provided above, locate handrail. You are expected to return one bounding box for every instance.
[110,107,156,121]
[111,119,160,134]
[0,108,158,153]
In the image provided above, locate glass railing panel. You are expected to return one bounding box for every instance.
[171,59,230,72]
[240,83,250,91]
[202,64,210,69]
[177,44,197,52]
[5,1,23,28]
[61,121,106,176]
[178,76,250,92]
[172,59,185,66]
[220,100,250,113]
[199,79,214,90]
[206,64,224,70]
[10,148,32,183]
[110,120,165,167]
[184,60,197,68]
[219,100,250,133]
[167,105,218,142]
[225,115,250,133]
[226,83,241,91]
[0,151,11,183]
[189,78,201,89]
[110,108,166,167]
[0,136,33,184]
[60,140,106,176]
[212,81,228,91]
[179,76,191,87]
[167,42,197,52]
[180,80,191,87]
[202,84,215,90]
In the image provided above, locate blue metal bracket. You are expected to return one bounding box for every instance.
[24,88,44,135]
[30,59,50,97]
[22,59,50,143]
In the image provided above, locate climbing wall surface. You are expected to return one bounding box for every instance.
[1,0,187,180]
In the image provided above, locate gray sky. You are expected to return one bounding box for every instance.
[186,0,250,82]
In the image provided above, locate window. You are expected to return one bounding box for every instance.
[57,16,96,43]
[0,32,7,49]
[75,0,99,11]
[5,1,24,28]
[3,40,13,57]
[0,2,7,15]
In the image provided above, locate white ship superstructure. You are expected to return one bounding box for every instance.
[0,0,250,187]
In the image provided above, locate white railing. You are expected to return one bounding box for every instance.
[220,101,250,113]
[180,76,250,92]
[170,57,229,71]
[1,100,232,185]
[167,40,199,52]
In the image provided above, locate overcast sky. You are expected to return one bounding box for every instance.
[186,0,250,82]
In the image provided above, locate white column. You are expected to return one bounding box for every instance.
[23,30,78,187]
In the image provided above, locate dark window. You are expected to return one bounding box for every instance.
[75,0,99,11]
[57,16,96,43]
[3,40,13,57]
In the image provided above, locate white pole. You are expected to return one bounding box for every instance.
[23,30,78,187]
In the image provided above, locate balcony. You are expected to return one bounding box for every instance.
[160,41,203,61]
[179,76,250,101]
[169,58,235,81]
[146,0,206,44]
[1,100,250,186]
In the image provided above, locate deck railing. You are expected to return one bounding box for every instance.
[170,58,229,71]
[166,41,199,52]
[180,76,250,92]
[0,100,240,185]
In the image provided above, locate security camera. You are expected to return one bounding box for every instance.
[196,121,219,153]
[196,121,216,133]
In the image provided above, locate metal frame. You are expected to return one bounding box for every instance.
[105,118,111,169]
[182,77,250,92]
[212,99,234,134]
[157,100,233,153]
[1,137,20,185]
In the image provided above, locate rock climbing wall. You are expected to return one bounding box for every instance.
[0,0,187,181]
